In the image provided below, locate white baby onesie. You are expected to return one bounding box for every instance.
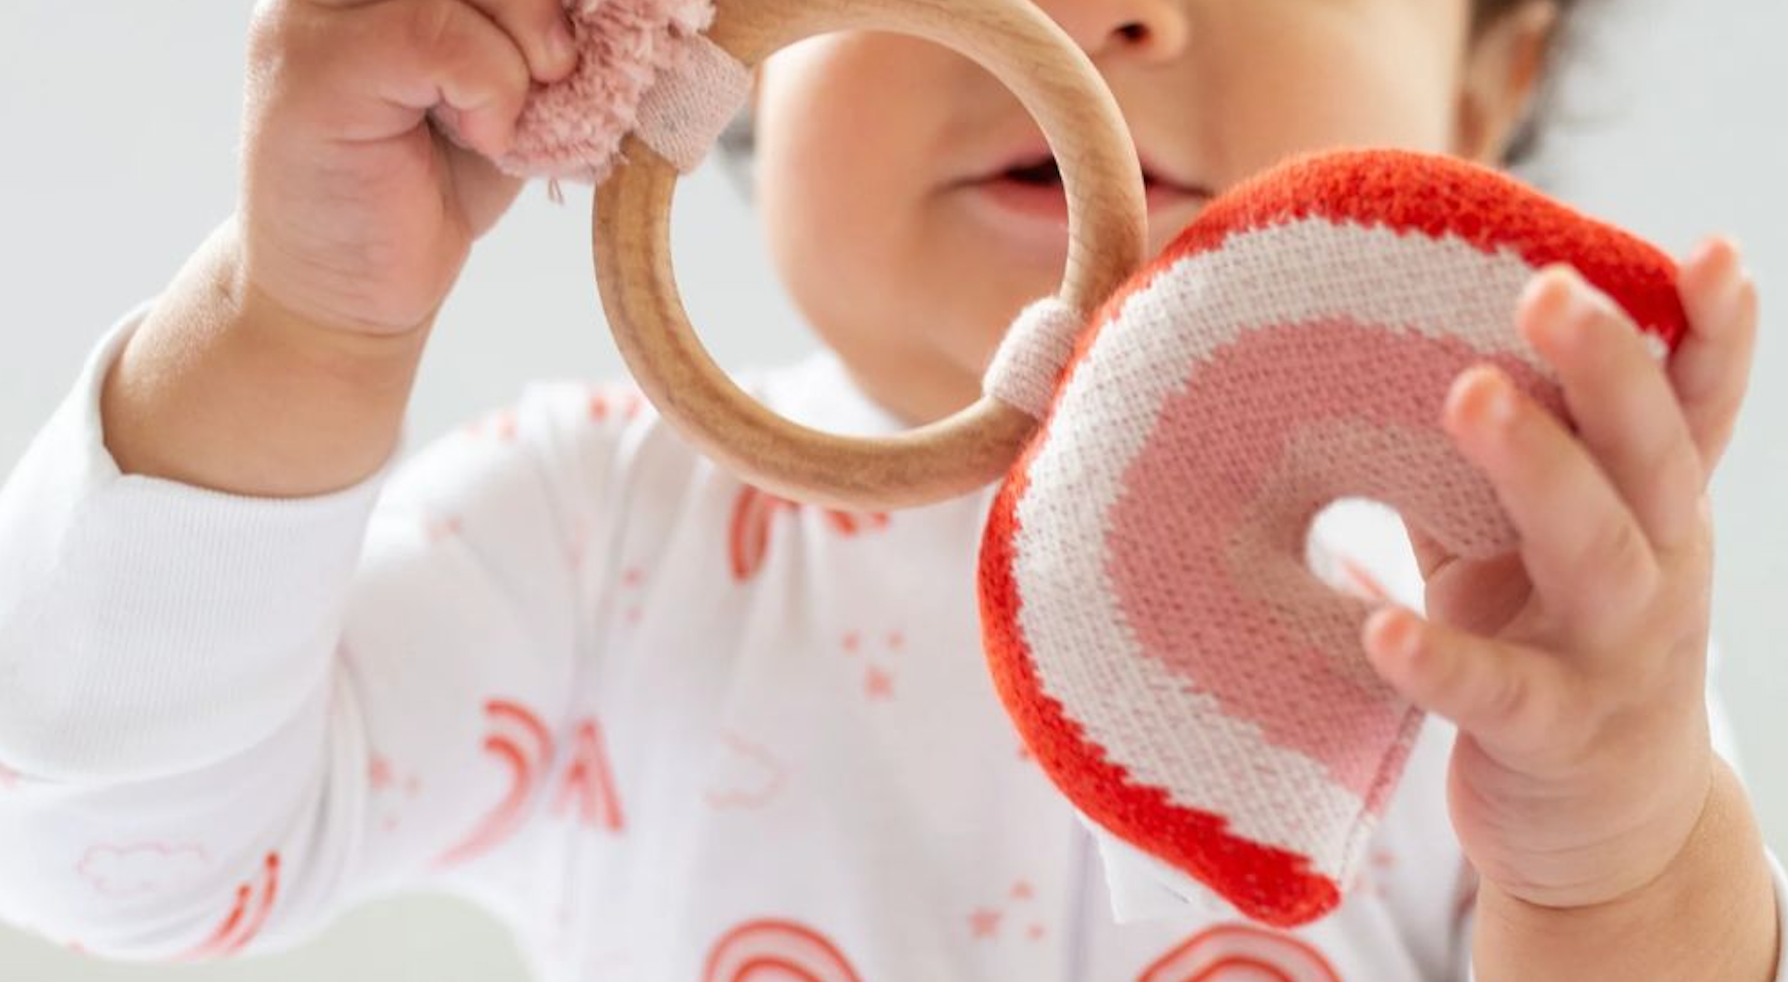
[1,299,1783,982]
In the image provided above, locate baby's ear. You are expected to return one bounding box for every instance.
[1454,0,1562,165]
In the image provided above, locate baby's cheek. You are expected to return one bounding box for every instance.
[1199,8,1465,178]
[756,39,999,339]
[1224,78,1457,180]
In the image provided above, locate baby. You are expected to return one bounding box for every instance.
[0,0,1781,980]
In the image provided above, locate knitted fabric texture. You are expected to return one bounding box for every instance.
[630,30,751,173]
[985,296,1088,418]
[978,148,1688,928]
[434,0,747,190]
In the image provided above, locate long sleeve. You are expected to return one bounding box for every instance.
[0,299,608,962]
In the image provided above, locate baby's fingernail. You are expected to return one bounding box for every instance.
[548,19,577,66]
[1519,269,1551,308]
[1556,266,1592,309]
[1369,608,1421,661]
[1523,265,1578,317]
[1485,374,1516,426]
[1718,243,1749,288]
[1688,236,1732,275]
[1445,367,1513,436]
[1463,367,1516,428]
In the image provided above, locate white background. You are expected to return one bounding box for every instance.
[1,0,1782,978]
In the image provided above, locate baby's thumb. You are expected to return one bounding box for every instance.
[448,148,529,240]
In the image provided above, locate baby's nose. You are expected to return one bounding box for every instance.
[1036,0,1192,63]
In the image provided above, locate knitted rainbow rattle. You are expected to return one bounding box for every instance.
[979,153,1687,928]
[489,0,1688,930]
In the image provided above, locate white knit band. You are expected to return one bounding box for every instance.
[984,296,1088,419]
[634,33,753,174]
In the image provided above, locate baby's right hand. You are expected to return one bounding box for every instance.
[238,0,579,337]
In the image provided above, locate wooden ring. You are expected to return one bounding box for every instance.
[593,0,1148,511]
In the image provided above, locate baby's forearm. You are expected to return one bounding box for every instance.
[1473,755,1780,981]
[101,216,429,498]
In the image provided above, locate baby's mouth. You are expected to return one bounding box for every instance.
[987,152,1211,214]
[1003,156,1066,187]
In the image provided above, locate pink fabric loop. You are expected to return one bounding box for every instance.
[433,0,747,192]
[984,296,1087,419]
[633,33,752,174]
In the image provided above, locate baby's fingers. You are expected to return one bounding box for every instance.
[1515,267,1703,555]
[266,0,532,158]
[1363,606,1583,763]
[462,0,580,83]
[1670,237,1760,482]
[1443,363,1660,643]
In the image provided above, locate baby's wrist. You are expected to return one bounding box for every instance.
[1472,755,1776,981]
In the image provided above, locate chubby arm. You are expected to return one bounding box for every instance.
[1472,753,1781,982]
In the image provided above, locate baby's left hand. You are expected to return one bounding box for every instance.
[1360,237,1760,909]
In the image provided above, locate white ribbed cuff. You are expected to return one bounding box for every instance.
[0,299,402,783]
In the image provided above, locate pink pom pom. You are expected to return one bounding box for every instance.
[437,0,718,186]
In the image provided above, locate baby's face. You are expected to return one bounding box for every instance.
[753,0,1547,425]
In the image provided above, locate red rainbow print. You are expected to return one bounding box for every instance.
[436,699,554,867]
[1138,923,1341,982]
[551,718,625,832]
[702,919,864,982]
[177,852,280,961]
[728,486,891,582]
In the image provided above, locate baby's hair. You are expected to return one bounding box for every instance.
[1475,0,1594,166]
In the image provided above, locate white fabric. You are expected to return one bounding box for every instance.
[983,295,1085,419]
[0,300,1778,981]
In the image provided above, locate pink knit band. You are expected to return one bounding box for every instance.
[634,32,753,174]
[452,0,747,193]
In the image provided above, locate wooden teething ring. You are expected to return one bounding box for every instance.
[593,0,1148,511]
